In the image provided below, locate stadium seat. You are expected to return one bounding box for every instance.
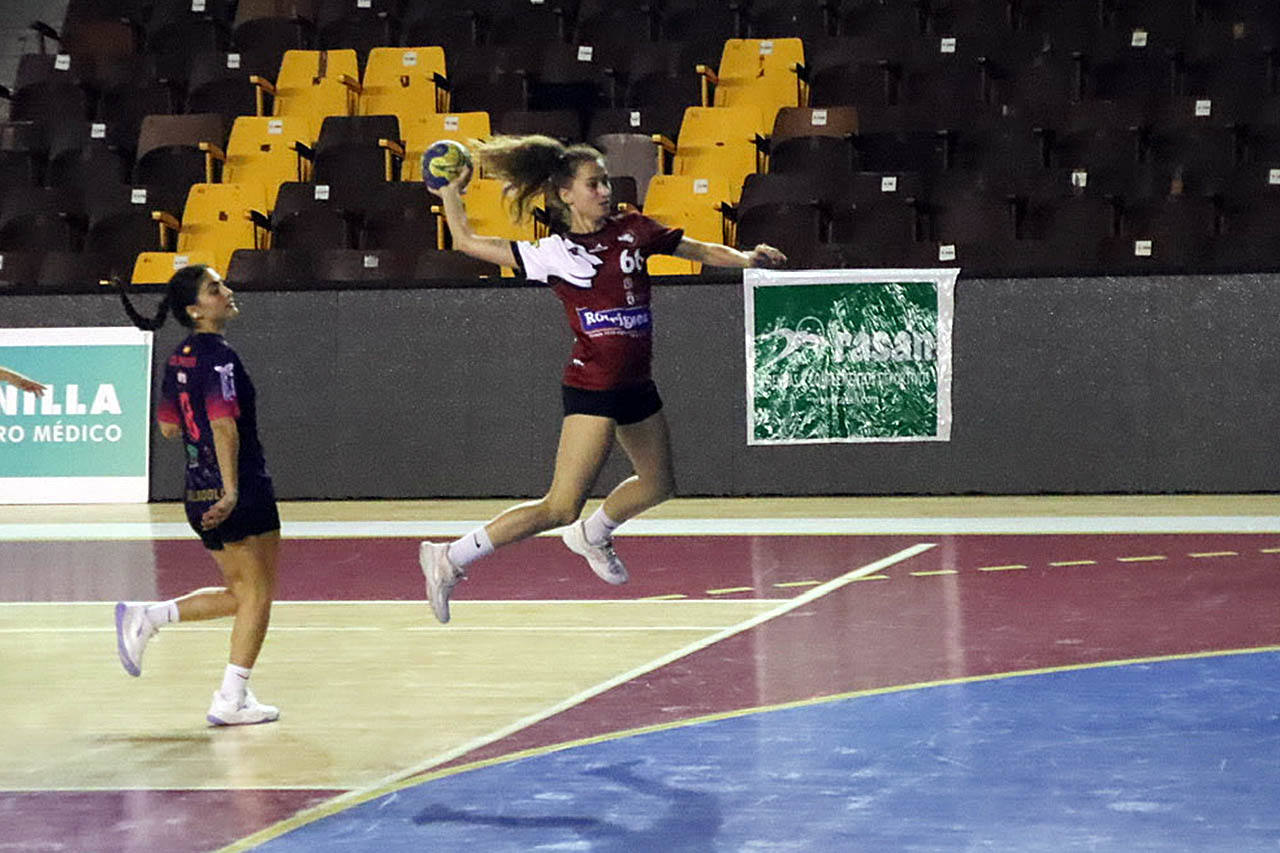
[732,200,824,266]
[265,180,357,250]
[143,0,234,86]
[0,186,84,252]
[253,49,361,139]
[131,182,268,283]
[305,114,403,202]
[767,106,858,177]
[497,109,582,143]
[185,51,263,124]
[0,54,93,131]
[594,133,659,205]
[133,113,228,191]
[655,106,769,203]
[360,181,437,250]
[401,110,491,183]
[231,0,320,81]
[359,46,449,127]
[201,115,312,207]
[697,38,807,121]
[45,119,133,189]
[83,182,186,280]
[641,174,734,274]
[0,121,47,195]
[316,0,401,68]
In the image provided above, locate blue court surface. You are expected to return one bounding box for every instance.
[256,649,1280,852]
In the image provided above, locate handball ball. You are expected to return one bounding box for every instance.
[422,139,472,190]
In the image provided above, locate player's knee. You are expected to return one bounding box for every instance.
[540,497,583,529]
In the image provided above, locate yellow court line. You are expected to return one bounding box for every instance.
[216,542,936,852]
[1117,555,1167,562]
[977,564,1027,572]
[639,594,688,601]
[773,580,821,588]
[850,574,890,582]
[1049,560,1097,567]
[1188,551,1238,558]
[706,587,755,596]
[910,569,957,577]
[1260,547,1280,554]
[219,643,1280,852]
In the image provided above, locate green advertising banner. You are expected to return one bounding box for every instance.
[0,327,153,503]
[744,268,958,445]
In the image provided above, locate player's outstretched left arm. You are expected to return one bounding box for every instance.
[0,366,46,396]
[673,238,787,269]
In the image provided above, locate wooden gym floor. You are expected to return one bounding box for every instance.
[2,496,1279,851]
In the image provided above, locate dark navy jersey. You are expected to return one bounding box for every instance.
[512,212,683,391]
[157,333,268,502]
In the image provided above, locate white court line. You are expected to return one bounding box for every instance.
[279,542,935,821]
[0,625,730,634]
[4,516,1280,541]
[0,599,777,607]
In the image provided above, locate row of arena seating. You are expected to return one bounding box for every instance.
[0,1,1277,287]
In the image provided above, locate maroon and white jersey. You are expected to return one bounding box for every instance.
[512,212,683,391]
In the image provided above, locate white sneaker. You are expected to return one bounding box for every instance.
[206,688,280,726]
[562,520,628,585]
[114,601,156,677]
[419,541,466,624]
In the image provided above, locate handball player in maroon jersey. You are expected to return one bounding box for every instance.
[419,135,786,623]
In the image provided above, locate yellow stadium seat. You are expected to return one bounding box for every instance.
[361,47,449,129]
[698,38,807,124]
[640,174,734,275]
[653,106,768,203]
[201,115,311,208]
[131,250,219,285]
[401,111,491,182]
[444,177,537,276]
[131,183,269,283]
[252,49,360,139]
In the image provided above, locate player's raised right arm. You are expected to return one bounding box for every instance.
[432,167,518,270]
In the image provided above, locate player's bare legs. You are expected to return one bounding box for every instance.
[602,410,677,522]
[204,530,280,724]
[211,530,279,669]
[484,414,617,547]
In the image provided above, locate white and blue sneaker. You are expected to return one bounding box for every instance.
[419,541,467,624]
[207,689,280,726]
[561,520,628,585]
[114,601,156,677]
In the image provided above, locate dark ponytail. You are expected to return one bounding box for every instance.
[117,265,209,332]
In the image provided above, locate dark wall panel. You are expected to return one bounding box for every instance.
[4,273,1280,498]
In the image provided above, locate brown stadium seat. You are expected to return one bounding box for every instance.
[133,113,229,192]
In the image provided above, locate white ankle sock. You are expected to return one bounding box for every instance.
[145,600,179,628]
[583,507,621,545]
[448,526,494,569]
[219,663,252,703]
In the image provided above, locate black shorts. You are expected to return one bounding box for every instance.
[562,380,663,426]
[185,477,281,551]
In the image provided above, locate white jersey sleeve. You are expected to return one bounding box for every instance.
[514,235,604,289]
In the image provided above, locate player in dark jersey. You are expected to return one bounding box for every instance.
[114,265,281,726]
[419,134,786,623]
